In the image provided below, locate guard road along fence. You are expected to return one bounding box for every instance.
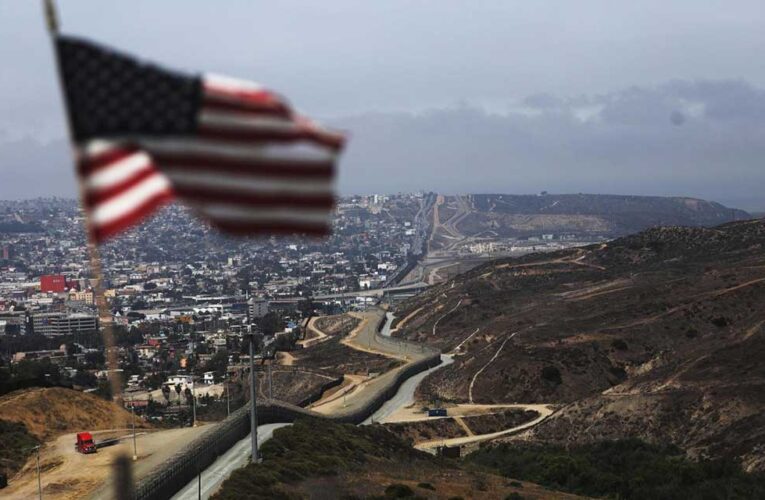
[134,311,442,500]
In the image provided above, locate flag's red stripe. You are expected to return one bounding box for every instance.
[203,84,284,105]
[84,168,160,207]
[197,125,344,151]
[207,220,330,237]
[152,154,334,178]
[79,146,139,175]
[174,188,335,209]
[202,94,291,119]
[92,190,175,242]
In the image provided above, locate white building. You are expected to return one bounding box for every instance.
[248,298,269,319]
[32,312,98,337]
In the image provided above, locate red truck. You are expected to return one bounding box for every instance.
[75,432,97,454]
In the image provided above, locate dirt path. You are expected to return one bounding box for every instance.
[299,317,329,348]
[278,352,296,366]
[310,375,376,415]
[385,403,538,423]
[450,328,480,355]
[454,417,474,437]
[387,306,423,336]
[432,299,462,337]
[414,405,555,451]
[4,427,207,500]
[341,314,410,361]
[710,277,765,297]
[744,320,765,340]
[469,332,518,404]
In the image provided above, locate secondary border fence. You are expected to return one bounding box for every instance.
[295,375,344,408]
[134,310,442,500]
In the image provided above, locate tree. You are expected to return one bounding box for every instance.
[131,299,149,310]
[259,312,283,337]
[84,351,105,367]
[207,350,229,382]
[161,384,171,403]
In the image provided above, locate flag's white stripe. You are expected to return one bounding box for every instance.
[199,110,295,132]
[80,137,336,166]
[165,170,333,195]
[91,173,171,226]
[197,203,331,225]
[80,140,125,158]
[141,137,338,163]
[204,73,265,93]
[85,151,153,191]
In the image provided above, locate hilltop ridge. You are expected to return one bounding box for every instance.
[393,217,765,468]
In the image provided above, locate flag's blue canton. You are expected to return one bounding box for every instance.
[56,35,202,142]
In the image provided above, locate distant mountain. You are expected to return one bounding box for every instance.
[393,217,765,469]
[455,194,750,238]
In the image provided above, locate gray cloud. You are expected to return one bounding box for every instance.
[333,80,765,211]
[1,79,763,211]
[1,2,764,210]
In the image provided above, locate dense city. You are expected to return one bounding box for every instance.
[0,193,437,418]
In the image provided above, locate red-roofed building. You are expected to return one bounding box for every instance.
[40,275,67,293]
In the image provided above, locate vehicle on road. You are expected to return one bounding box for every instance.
[428,408,447,417]
[75,432,97,454]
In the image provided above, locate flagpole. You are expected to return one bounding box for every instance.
[42,2,134,498]
[42,0,123,404]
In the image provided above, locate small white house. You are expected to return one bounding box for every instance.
[165,374,193,386]
[203,371,215,385]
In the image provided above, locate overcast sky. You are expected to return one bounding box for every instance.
[1,1,764,210]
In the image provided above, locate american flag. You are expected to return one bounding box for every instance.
[55,35,344,243]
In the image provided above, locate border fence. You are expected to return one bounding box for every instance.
[134,310,442,500]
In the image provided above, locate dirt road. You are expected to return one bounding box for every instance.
[4,426,207,500]
[413,405,555,452]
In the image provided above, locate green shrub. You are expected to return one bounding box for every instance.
[467,439,765,500]
[385,483,415,497]
[541,366,562,385]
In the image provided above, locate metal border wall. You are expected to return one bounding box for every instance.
[134,311,442,500]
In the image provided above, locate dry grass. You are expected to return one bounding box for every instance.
[0,387,148,440]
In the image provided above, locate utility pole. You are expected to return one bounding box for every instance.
[226,373,230,417]
[267,363,273,400]
[248,331,259,463]
[191,331,197,427]
[197,466,202,500]
[130,398,137,460]
[35,445,42,500]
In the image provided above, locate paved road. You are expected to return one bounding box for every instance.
[363,354,454,425]
[313,282,430,300]
[171,309,444,499]
[313,309,437,416]
[171,423,290,500]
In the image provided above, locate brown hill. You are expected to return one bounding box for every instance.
[0,387,142,440]
[393,218,765,468]
[463,194,750,238]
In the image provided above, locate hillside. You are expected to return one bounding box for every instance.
[213,417,583,499]
[0,387,139,440]
[445,194,749,240]
[393,218,765,469]
[0,387,146,477]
